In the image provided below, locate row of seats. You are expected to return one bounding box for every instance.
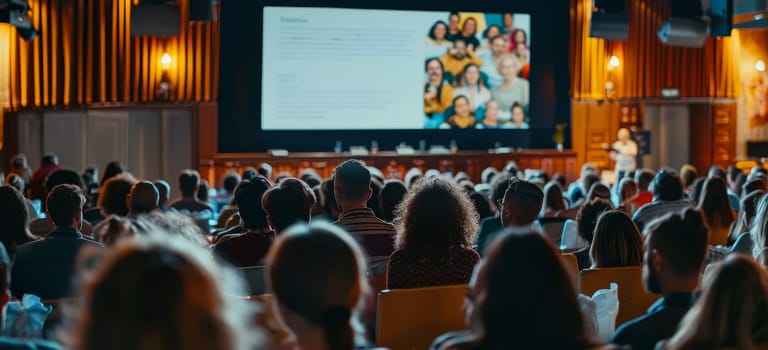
[233,258,658,350]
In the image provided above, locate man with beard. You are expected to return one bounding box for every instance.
[424,58,454,128]
[479,35,510,87]
[439,38,483,77]
[611,208,708,350]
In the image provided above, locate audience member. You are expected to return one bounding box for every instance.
[568,163,598,204]
[469,190,494,221]
[679,164,698,192]
[658,255,768,350]
[388,177,479,289]
[730,190,765,253]
[629,169,655,208]
[589,210,643,268]
[0,185,41,256]
[262,178,315,233]
[617,177,639,215]
[30,168,96,237]
[743,177,768,197]
[153,180,172,211]
[88,174,137,231]
[378,180,407,223]
[697,176,735,246]
[477,178,543,255]
[320,178,341,221]
[567,199,613,270]
[196,179,214,210]
[29,153,60,201]
[11,185,103,299]
[432,231,596,350]
[612,209,708,350]
[333,160,397,258]
[169,170,214,221]
[633,170,691,231]
[126,181,159,217]
[99,161,124,188]
[6,173,39,220]
[750,195,768,267]
[475,172,513,248]
[213,171,240,209]
[267,222,372,349]
[214,177,275,267]
[69,234,261,350]
[8,153,32,187]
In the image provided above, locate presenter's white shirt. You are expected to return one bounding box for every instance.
[613,140,638,172]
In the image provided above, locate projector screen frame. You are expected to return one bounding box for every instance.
[217,0,571,153]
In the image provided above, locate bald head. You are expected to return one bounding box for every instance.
[128,181,159,215]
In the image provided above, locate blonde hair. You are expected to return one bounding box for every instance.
[69,233,262,350]
[663,255,768,350]
[266,222,369,350]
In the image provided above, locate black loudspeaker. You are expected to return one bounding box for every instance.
[657,17,707,47]
[131,2,180,36]
[657,0,707,47]
[590,0,629,41]
[709,0,733,36]
[189,0,211,22]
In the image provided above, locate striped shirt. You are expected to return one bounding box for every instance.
[632,199,693,232]
[335,208,397,257]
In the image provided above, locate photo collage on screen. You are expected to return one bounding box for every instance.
[423,12,531,129]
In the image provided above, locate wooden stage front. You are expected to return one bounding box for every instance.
[199,150,577,185]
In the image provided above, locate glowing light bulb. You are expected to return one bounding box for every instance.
[608,55,620,69]
[757,60,766,72]
[161,53,172,68]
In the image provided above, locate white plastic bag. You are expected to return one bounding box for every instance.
[592,282,619,342]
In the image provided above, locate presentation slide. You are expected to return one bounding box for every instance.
[261,7,531,130]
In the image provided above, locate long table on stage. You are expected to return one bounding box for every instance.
[199,150,577,184]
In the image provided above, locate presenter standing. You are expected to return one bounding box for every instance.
[609,128,638,182]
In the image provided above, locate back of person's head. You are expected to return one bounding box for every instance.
[98,174,138,217]
[72,234,260,350]
[153,180,171,204]
[5,174,24,194]
[543,181,566,212]
[680,164,698,188]
[651,169,684,201]
[320,179,340,220]
[751,195,768,266]
[708,165,727,180]
[634,169,655,192]
[688,177,706,204]
[404,167,423,190]
[45,168,83,194]
[469,191,494,220]
[735,190,765,238]
[698,176,734,228]
[178,170,200,197]
[0,185,30,254]
[489,171,514,212]
[586,182,611,201]
[744,177,768,196]
[664,255,768,350]
[128,181,160,215]
[590,210,643,268]
[262,178,316,233]
[481,167,498,185]
[552,173,567,190]
[581,174,600,195]
[726,165,743,184]
[500,178,543,227]
[267,222,367,350]
[221,172,241,194]
[234,177,272,230]
[333,160,371,203]
[618,177,638,202]
[100,161,124,187]
[579,163,597,179]
[394,177,478,259]
[241,167,257,181]
[576,199,613,244]
[258,163,273,179]
[378,180,407,223]
[196,179,210,202]
[466,231,593,349]
[47,184,85,228]
[41,153,58,167]
[643,209,708,293]
[11,153,28,169]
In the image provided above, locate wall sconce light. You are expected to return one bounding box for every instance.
[161,52,172,69]
[756,59,766,72]
[608,55,620,69]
